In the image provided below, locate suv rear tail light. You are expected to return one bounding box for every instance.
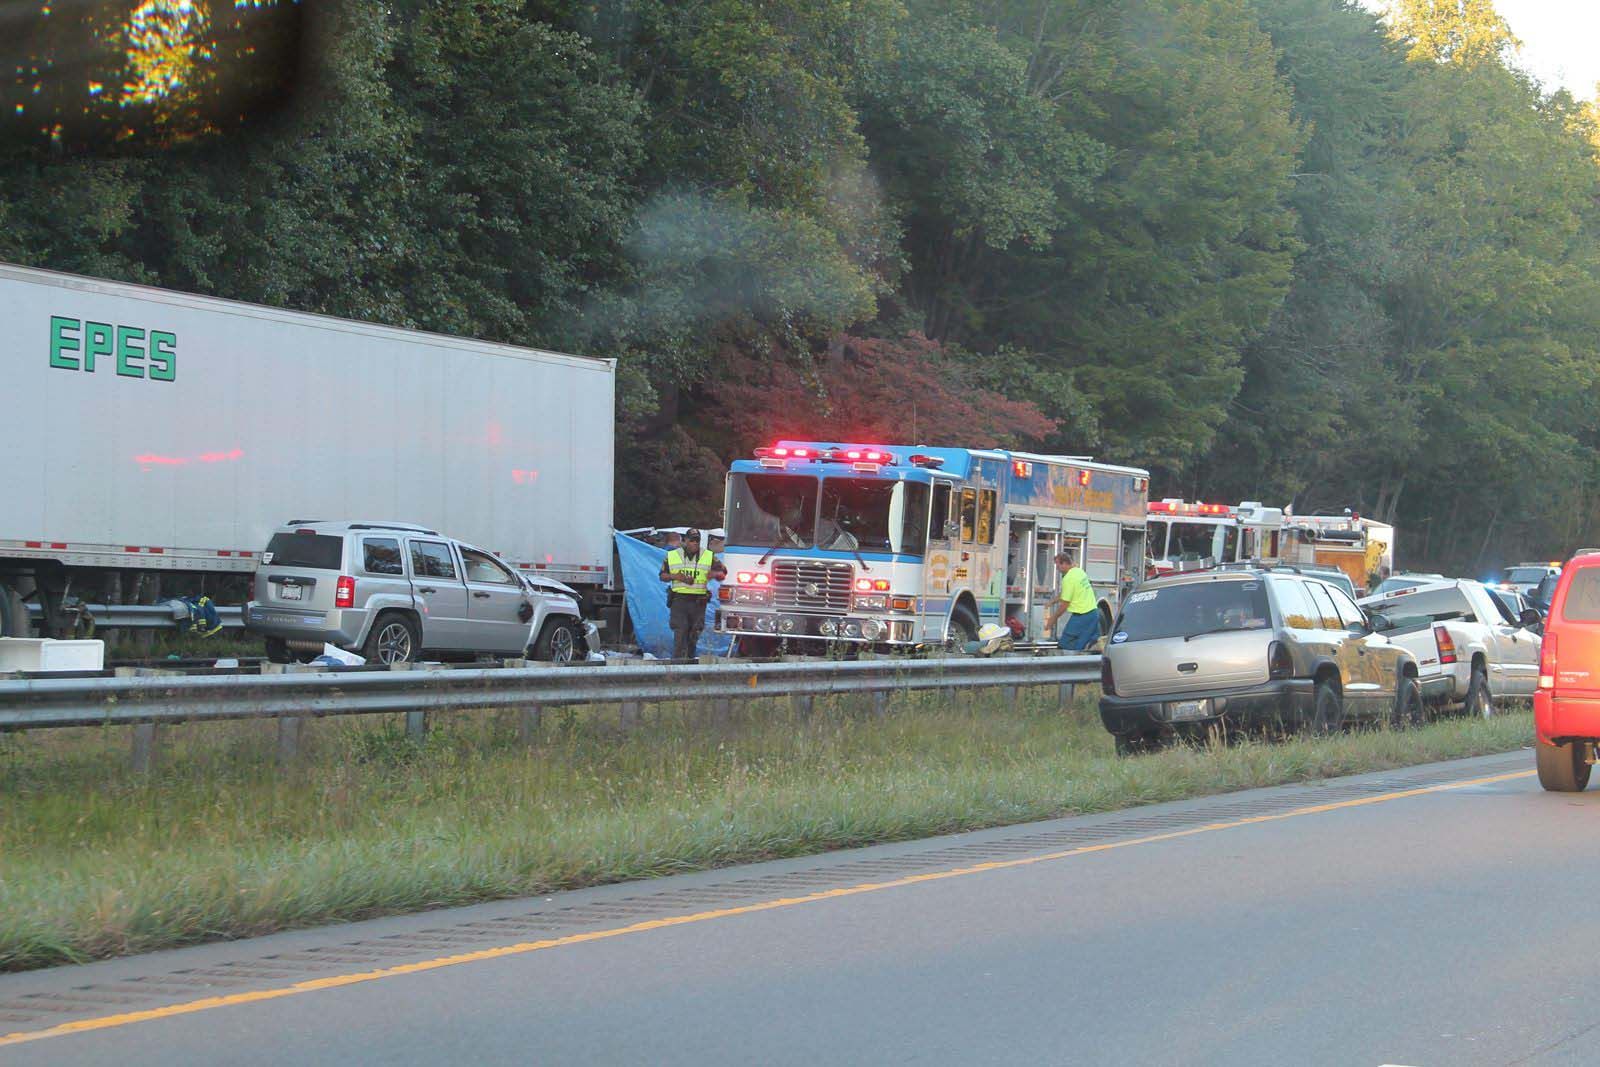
[1268,641,1293,680]
[335,575,356,609]
[1101,655,1116,695]
[1433,625,1457,665]
[1540,631,1558,689]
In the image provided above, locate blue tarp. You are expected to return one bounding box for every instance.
[615,532,732,659]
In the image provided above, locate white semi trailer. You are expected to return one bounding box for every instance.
[0,263,616,637]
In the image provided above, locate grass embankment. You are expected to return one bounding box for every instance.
[0,691,1531,971]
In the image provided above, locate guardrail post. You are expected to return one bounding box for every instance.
[260,664,308,763]
[1002,685,1019,711]
[130,722,159,772]
[406,711,429,741]
[277,715,303,763]
[872,690,890,718]
[790,694,814,720]
[1058,683,1076,710]
[711,697,733,727]
[519,703,542,744]
[115,667,163,772]
[619,701,642,728]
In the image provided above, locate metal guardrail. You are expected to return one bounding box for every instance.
[27,601,245,630]
[0,654,1102,732]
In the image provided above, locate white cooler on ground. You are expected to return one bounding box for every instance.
[0,637,106,672]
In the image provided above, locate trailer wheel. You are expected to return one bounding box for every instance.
[0,585,27,638]
[363,613,420,665]
[264,637,294,665]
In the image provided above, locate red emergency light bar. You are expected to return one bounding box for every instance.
[752,445,898,466]
[1148,500,1234,516]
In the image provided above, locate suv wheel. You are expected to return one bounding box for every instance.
[363,613,419,665]
[533,618,580,663]
[1536,739,1592,792]
[1310,680,1343,735]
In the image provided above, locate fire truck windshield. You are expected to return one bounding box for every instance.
[728,473,933,555]
[726,474,819,549]
[818,478,931,555]
[1150,519,1224,562]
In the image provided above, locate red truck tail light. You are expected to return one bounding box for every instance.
[1540,631,1558,689]
[1268,641,1293,680]
[335,575,356,608]
[1101,655,1116,695]
[1433,625,1457,665]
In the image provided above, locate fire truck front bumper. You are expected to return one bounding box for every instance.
[718,611,919,645]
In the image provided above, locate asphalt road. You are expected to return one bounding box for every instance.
[5,749,1599,1066]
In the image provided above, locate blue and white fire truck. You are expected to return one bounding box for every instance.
[715,442,1150,652]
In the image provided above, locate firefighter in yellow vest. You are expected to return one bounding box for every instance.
[1047,548,1100,652]
[659,528,727,659]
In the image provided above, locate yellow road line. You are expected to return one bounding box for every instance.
[0,767,1535,1050]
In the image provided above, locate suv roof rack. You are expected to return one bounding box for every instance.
[347,522,439,535]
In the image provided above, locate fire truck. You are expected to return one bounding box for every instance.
[1279,513,1396,595]
[716,443,1150,653]
[1144,499,1287,577]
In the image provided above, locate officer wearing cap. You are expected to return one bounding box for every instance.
[659,528,727,659]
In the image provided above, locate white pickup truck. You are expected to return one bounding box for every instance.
[1359,580,1542,716]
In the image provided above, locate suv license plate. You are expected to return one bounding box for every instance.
[1168,699,1211,721]
[279,584,303,601]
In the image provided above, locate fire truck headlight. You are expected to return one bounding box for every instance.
[854,594,889,611]
[861,619,886,641]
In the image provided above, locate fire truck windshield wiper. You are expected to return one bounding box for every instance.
[818,526,870,572]
[758,528,799,566]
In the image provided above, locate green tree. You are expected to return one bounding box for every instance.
[1388,0,1516,67]
[976,0,1305,473]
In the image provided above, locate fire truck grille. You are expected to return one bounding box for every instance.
[772,560,853,615]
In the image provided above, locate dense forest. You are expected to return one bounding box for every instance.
[5,0,1599,573]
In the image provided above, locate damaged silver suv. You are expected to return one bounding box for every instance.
[1098,570,1421,754]
[245,520,594,665]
